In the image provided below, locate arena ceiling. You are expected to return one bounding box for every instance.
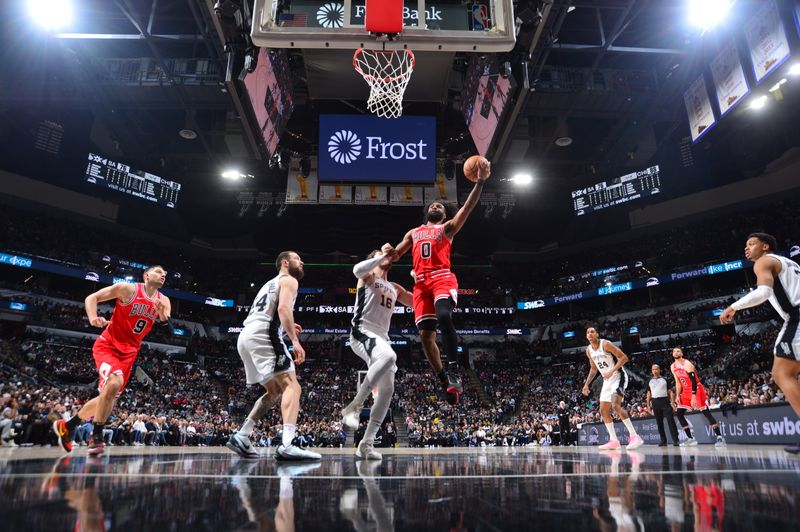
[0,0,798,257]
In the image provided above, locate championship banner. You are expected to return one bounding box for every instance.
[424,171,458,203]
[354,185,388,205]
[285,156,318,204]
[744,0,791,84]
[683,75,716,142]
[318,184,353,204]
[389,186,424,206]
[710,39,749,116]
[579,403,800,445]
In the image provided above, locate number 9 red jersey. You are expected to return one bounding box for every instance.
[101,283,161,358]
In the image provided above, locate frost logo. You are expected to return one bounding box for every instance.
[328,130,362,164]
[646,277,660,287]
[316,3,344,28]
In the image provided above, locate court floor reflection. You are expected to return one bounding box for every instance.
[1,446,798,531]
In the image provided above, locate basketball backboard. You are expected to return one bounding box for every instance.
[251,0,516,52]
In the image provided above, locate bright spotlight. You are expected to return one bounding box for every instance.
[511,173,533,186]
[789,63,800,76]
[222,169,241,180]
[749,95,768,110]
[27,0,73,31]
[688,0,733,32]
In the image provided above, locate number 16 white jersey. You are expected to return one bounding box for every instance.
[351,277,397,340]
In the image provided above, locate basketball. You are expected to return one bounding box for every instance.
[463,155,485,182]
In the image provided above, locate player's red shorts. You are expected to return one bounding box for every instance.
[93,336,136,396]
[413,269,458,326]
[677,383,708,411]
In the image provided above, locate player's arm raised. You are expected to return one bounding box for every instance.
[352,252,387,284]
[390,230,414,261]
[720,256,777,323]
[582,348,598,396]
[85,282,136,328]
[277,275,305,364]
[603,341,629,378]
[391,282,413,308]
[444,158,491,238]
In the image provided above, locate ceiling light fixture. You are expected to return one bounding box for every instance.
[26,0,73,31]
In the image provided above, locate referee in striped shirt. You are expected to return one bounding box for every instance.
[647,364,680,446]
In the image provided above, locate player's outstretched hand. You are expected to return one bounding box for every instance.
[719,306,736,324]
[581,384,590,396]
[381,243,399,261]
[477,158,491,182]
[292,342,306,365]
[90,317,109,328]
[294,323,303,335]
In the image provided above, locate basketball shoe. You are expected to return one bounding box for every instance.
[227,433,260,459]
[598,439,621,450]
[341,405,360,431]
[52,419,73,453]
[275,444,321,461]
[355,440,382,461]
[87,437,105,457]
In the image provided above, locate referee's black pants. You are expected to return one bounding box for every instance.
[653,397,679,444]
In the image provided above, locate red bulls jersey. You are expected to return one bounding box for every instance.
[100,283,161,357]
[671,360,702,393]
[411,224,452,275]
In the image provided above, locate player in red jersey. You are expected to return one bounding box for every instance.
[53,265,171,456]
[384,157,491,403]
[670,347,725,447]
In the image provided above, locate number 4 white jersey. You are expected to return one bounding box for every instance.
[351,277,397,340]
[243,273,295,330]
[767,253,800,321]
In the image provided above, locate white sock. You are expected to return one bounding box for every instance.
[238,418,256,437]
[282,424,296,447]
[622,418,638,437]
[279,476,293,499]
[605,422,618,440]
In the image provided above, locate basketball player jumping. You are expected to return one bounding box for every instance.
[720,232,800,454]
[670,347,725,447]
[53,266,171,456]
[341,250,413,460]
[384,157,491,403]
[227,251,321,461]
[581,327,644,450]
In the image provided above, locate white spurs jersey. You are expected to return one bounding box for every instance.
[766,253,800,321]
[351,276,397,339]
[243,273,295,332]
[588,339,618,374]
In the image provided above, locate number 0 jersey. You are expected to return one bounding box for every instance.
[352,276,398,340]
[100,283,161,358]
[411,224,452,275]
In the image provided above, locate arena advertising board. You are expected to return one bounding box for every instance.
[518,259,746,310]
[223,326,527,336]
[579,403,800,445]
[318,115,436,183]
[0,251,233,308]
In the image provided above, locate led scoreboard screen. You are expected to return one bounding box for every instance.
[572,165,661,216]
[85,153,181,208]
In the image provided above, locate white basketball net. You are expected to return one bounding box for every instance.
[353,49,415,118]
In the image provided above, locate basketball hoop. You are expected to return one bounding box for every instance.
[353,48,415,118]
